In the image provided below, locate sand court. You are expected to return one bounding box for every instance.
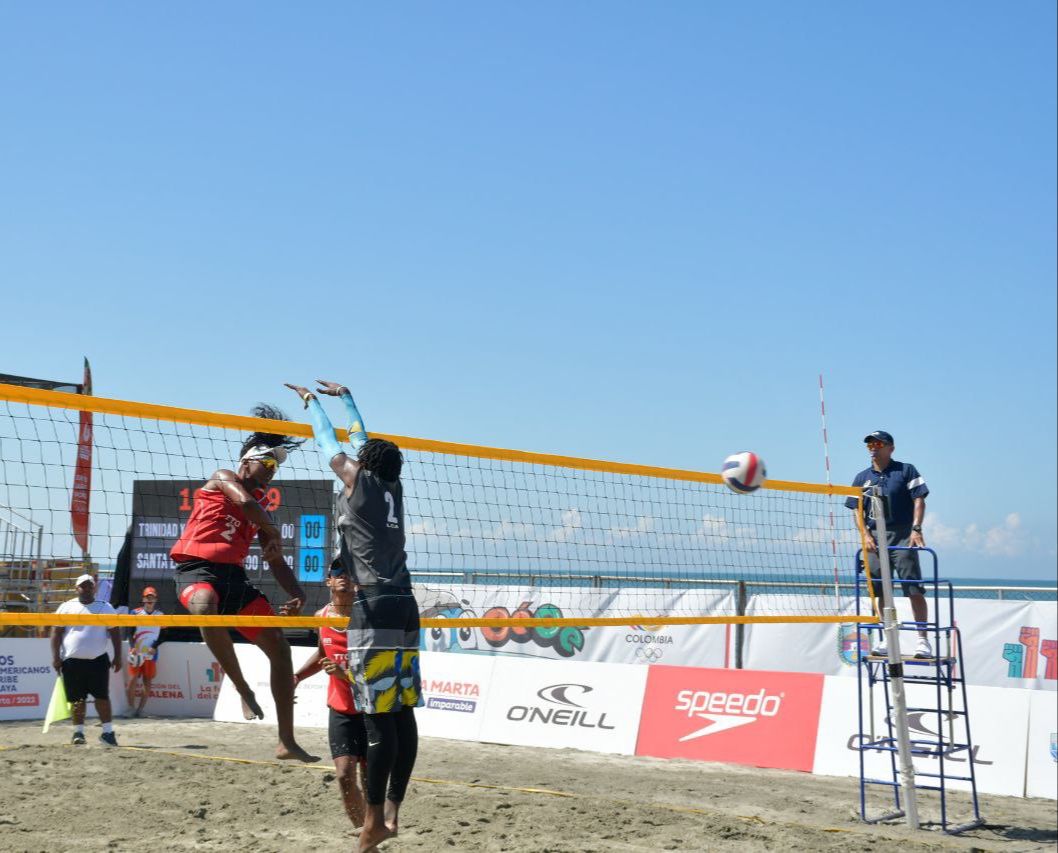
[1,718,1055,852]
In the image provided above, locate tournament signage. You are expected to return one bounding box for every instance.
[0,639,127,721]
[130,478,335,615]
[636,665,825,772]
[415,651,496,742]
[477,657,648,754]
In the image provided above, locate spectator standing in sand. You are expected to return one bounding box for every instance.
[126,586,164,717]
[51,574,123,746]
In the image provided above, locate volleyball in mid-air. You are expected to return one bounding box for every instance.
[721,451,766,494]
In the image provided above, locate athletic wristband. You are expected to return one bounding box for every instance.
[305,397,343,460]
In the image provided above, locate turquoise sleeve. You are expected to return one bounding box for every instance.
[338,390,368,453]
[306,397,343,461]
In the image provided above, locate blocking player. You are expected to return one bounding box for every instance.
[286,380,421,853]
[125,586,164,717]
[169,404,318,762]
[294,563,368,833]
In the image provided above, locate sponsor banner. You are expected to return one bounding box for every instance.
[636,665,824,771]
[812,676,1030,798]
[968,600,1056,692]
[70,358,92,555]
[0,638,127,720]
[215,645,325,727]
[419,583,733,667]
[0,639,55,720]
[123,642,223,718]
[1026,690,1057,799]
[416,651,495,741]
[744,594,1057,693]
[743,595,862,677]
[478,657,647,755]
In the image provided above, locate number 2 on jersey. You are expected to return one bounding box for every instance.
[384,491,399,529]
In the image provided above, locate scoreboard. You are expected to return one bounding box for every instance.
[129,479,337,629]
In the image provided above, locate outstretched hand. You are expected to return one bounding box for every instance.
[278,596,304,616]
[314,380,348,397]
[284,383,315,407]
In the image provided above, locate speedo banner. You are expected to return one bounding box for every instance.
[636,665,824,771]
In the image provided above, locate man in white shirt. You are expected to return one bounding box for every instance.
[50,574,123,746]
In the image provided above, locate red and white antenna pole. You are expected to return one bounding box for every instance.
[819,374,840,604]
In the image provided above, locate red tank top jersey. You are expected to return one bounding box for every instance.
[170,486,264,565]
[319,605,358,715]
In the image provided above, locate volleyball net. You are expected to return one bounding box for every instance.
[0,383,876,631]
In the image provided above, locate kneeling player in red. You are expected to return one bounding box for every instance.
[169,405,318,763]
[294,563,368,833]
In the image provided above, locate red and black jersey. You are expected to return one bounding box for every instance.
[319,604,358,715]
[170,485,267,566]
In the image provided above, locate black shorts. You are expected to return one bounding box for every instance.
[866,526,924,596]
[174,559,267,613]
[329,708,368,760]
[62,654,110,702]
[175,560,274,641]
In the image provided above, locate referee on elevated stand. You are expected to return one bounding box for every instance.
[847,430,933,658]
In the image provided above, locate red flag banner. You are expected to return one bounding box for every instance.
[70,359,93,556]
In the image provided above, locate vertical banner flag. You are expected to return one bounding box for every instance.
[71,358,93,556]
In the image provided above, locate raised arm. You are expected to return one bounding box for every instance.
[285,382,362,491]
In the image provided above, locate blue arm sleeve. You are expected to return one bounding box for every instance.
[306,397,343,461]
[338,390,368,453]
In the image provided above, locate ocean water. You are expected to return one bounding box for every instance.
[94,561,1056,601]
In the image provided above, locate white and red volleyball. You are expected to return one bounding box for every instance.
[721,451,766,494]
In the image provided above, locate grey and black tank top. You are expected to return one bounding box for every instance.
[334,468,411,589]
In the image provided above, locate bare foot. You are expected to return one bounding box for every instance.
[357,823,394,852]
[276,742,320,763]
[240,691,264,720]
[384,801,399,836]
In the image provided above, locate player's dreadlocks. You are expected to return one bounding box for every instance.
[357,437,403,482]
[239,403,305,458]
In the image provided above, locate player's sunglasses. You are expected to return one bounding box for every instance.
[865,441,889,450]
[255,456,279,471]
[142,596,157,602]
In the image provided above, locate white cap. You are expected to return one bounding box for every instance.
[75,574,95,587]
[240,445,288,465]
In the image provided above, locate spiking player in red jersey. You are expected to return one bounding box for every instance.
[170,404,318,763]
[294,563,368,834]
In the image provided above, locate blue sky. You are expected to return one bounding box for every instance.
[1,3,1054,579]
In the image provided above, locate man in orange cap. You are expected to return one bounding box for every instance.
[126,586,164,717]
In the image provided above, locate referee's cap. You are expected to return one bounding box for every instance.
[863,430,894,445]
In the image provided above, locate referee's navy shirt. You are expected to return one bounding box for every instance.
[844,460,929,529]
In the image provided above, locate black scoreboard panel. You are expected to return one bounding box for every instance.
[130,479,336,642]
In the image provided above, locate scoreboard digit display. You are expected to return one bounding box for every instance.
[130,479,336,634]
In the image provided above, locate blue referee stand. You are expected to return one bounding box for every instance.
[854,546,984,834]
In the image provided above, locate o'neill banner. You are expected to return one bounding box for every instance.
[70,358,92,555]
